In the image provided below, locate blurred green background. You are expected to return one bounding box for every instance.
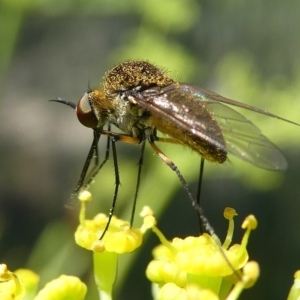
[1,0,300,299]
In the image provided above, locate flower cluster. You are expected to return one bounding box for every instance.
[74,191,144,300]
[3,190,299,299]
[0,264,86,300]
[142,207,259,299]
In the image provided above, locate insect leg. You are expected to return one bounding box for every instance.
[74,127,140,195]
[148,140,210,230]
[130,140,146,227]
[82,125,112,191]
[94,131,142,239]
[99,137,120,240]
[148,139,242,280]
[196,157,205,233]
[152,136,206,233]
[101,130,141,144]
[73,130,101,194]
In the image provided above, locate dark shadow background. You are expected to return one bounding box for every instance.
[1,1,300,299]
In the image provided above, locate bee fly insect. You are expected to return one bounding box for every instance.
[51,60,299,277]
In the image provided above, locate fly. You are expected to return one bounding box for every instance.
[51,60,299,245]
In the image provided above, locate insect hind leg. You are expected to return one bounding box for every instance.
[148,139,242,280]
[148,140,210,230]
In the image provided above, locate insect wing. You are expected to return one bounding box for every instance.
[182,85,288,170]
[138,84,227,163]
[206,100,287,170]
[138,84,287,170]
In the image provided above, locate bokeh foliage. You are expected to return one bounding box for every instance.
[1,0,300,299]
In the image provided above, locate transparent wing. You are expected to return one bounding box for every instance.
[205,101,287,170]
[181,84,288,170]
[137,84,290,170]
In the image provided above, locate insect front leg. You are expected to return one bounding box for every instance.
[97,131,144,238]
[73,130,101,195]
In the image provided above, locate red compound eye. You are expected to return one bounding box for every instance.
[76,93,98,128]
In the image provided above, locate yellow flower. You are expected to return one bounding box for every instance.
[75,191,145,300]
[0,265,86,300]
[0,264,26,300]
[143,207,259,300]
[14,268,39,298]
[158,282,219,300]
[75,191,142,254]
[287,270,300,300]
[35,275,87,300]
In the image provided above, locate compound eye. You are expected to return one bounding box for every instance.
[76,94,98,128]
